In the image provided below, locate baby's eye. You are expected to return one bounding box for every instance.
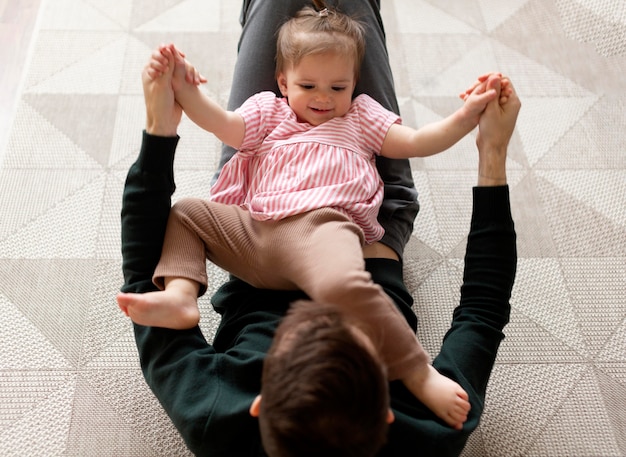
[332,86,347,92]
[299,84,314,90]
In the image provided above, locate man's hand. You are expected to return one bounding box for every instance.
[475,75,521,186]
[142,45,182,137]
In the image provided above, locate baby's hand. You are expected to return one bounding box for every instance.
[163,44,207,94]
[146,43,208,91]
[460,77,499,122]
[460,72,512,105]
[160,44,207,87]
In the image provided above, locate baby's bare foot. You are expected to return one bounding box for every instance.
[116,286,199,330]
[405,365,470,430]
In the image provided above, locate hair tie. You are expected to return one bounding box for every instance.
[318,8,329,17]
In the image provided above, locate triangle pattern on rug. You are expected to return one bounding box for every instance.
[420,0,485,31]
[403,242,445,289]
[557,0,626,57]
[80,259,129,366]
[25,31,126,89]
[538,95,626,169]
[5,102,102,170]
[537,169,626,226]
[562,257,626,358]
[410,170,445,253]
[108,98,145,170]
[397,0,482,34]
[68,375,158,455]
[0,380,76,455]
[135,0,221,32]
[536,176,626,257]
[85,0,134,29]
[597,317,626,366]
[529,366,623,456]
[0,174,107,258]
[492,39,597,97]
[0,258,102,366]
[481,363,587,456]
[398,34,486,93]
[84,369,191,455]
[24,94,120,168]
[118,36,156,95]
[512,258,588,356]
[38,0,123,31]
[597,369,626,455]
[478,0,530,32]
[413,262,462,354]
[83,327,140,370]
[414,41,499,96]
[0,293,72,370]
[0,169,100,239]
[27,37,128,94]
[129,0,188,30]
[509,173,560,258]
[517,96,599,166]
[497,308,586,363]
[96,174,125,259]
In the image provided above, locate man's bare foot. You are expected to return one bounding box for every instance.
[404,364,471,430]
[116,280,200,329]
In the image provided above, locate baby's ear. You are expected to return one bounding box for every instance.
[277,73,289,96]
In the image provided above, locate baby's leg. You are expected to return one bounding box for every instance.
[403,364,471,430]
[117,277,200,329]
[273,209,429,380]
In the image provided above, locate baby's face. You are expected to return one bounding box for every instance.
[277,52,356,126]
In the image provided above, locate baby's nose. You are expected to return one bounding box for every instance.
[316,92,331,103]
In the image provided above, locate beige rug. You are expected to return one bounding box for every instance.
[1,0,624,455]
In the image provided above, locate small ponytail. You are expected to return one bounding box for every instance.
[312,0,327,11]
[276,1,365,80]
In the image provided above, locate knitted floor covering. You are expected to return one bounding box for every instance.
[0,0,624,455]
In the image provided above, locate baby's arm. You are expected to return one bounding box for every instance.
[380,75,500,159]
[150,44,245,149]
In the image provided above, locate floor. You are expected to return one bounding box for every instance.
[1,1,625,456]
[0,0,41,156]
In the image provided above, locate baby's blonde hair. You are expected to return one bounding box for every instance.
[276,2,365,80]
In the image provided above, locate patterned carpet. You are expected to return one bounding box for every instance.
[1,0,624,455]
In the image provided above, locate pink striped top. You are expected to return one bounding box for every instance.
[210,91,401,244]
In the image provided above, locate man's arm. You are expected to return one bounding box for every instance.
[120,56,270,455]
[379,75,521,457]
[120,133,177,294]
[121,130,273,456]
[120,52,182,293]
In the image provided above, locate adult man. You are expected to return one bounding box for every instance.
[119,1,520,455]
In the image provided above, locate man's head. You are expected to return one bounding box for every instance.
[250,300,392,457]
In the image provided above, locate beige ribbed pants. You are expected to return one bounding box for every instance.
[153,197,428,380]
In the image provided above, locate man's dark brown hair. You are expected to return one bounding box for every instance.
[258,300,390,457]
